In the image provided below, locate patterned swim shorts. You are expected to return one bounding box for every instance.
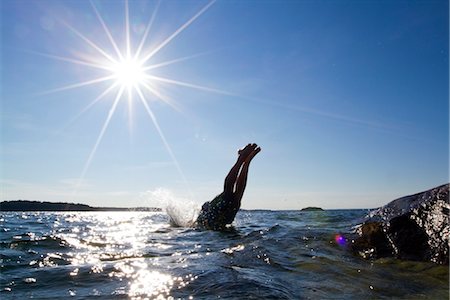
[196,192,239,230]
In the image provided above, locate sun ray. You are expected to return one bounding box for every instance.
[26,50,111,71]
[140,0,216,64]
[58,83,119,135]
[135,86,192,197]
[126,86,133,133]
[90,0,124,61]
[142,51,211,72]
[276,102,392,129]
[141,81,182,113]
[146,73,389,129]
[134,0,161,60]
[78,86,125,187]
[60,19,117,63]
[146,75,238,97]
[38,75,115,95]
[125,0,131,58]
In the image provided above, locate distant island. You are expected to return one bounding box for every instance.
[301,207,324,211]
[0,200,161,212]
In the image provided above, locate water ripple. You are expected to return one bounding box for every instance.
[0,211,448,299]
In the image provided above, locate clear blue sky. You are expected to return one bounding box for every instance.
[1,0,448,209]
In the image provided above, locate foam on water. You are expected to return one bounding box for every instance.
[144,188,200,227]
[165,200,200,228]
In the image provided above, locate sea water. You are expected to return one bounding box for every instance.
[1,210,448,299]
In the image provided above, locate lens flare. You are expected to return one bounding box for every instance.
[335,234,346,246]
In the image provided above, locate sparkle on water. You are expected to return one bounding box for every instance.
[58,212,197,298]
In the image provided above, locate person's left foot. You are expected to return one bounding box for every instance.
[238,143,256,160]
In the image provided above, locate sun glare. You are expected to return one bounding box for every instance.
[110,57,146,89]
[39,0,219,193]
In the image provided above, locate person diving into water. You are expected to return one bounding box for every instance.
[195,143,261,230]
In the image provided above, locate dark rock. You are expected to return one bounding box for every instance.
[352,222,393,259]
[351,184,449,264]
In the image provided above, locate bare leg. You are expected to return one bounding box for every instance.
[223,144,255,194]
[235,146,261,201]
[196,143,260,230]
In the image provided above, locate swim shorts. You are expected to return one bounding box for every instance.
[196,192,239,230]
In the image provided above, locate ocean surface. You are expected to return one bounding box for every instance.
[1,210,448,299]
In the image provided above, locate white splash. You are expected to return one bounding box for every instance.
[144,188,200,227]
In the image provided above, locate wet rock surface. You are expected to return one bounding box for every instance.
[352,184,449,264]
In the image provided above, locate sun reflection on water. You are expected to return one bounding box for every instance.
[52,212,193,298]
[10,212,199,297]
[107,259,197,298]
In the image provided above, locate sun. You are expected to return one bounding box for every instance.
[38,0,220,193]
[109,57,146,89]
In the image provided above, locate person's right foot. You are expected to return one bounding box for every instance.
[245,146,261,162]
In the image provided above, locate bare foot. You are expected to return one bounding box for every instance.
[245,146,261,163]
[238,143,256,160]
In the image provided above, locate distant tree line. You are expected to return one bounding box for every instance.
[0,200,161,212]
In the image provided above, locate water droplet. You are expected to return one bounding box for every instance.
[24,278,36,284]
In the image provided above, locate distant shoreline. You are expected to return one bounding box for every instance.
[0,200,161,212]
[0,200,374,212]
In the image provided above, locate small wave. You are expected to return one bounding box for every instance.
[2,235,70,252]
[192,267,294,299]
